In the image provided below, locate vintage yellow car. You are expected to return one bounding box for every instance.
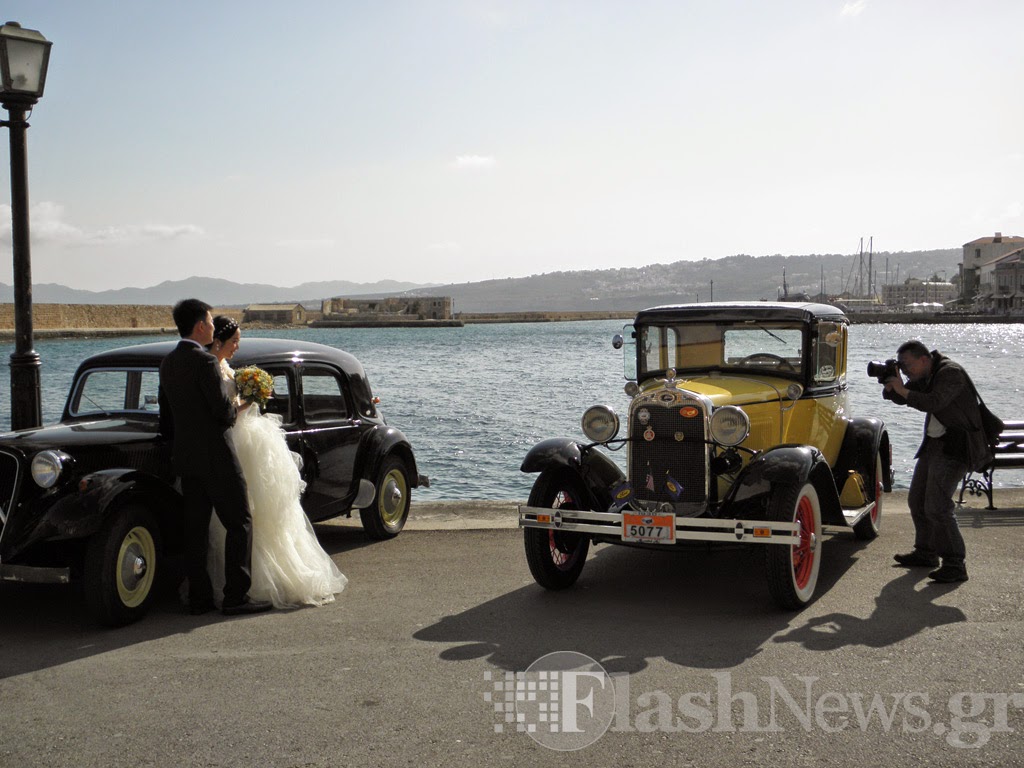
[518,302,892,608]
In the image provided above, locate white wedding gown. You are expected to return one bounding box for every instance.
[208,359,347,607]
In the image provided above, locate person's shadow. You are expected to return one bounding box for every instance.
[773,569,966,651]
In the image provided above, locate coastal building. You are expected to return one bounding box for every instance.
[320,296,453,320]
[975,248,1024,314]
[881,278,957,309]
[832,294,884,313]
[961,232,1024,302]
[243,303,307,324]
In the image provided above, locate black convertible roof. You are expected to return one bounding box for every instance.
[633,301,848,325]
[72,338,367,379]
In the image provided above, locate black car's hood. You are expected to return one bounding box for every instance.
[0,418,161,454]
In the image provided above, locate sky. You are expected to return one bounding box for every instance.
[0,1,1022,291]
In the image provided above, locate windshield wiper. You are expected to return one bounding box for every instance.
[78,392,118,417]
[755,325,787,345]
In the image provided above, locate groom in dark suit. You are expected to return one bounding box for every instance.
[158,298,271,616]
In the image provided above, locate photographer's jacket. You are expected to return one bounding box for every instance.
[883,351,992,471]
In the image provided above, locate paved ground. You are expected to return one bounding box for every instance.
[1,490,1023,767]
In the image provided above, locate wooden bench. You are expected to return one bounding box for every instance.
[957,420,1024,510]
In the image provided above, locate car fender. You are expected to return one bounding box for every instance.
[521,438,625,511]
[6,469,181,561]
[834,417,892,492]
[723,444,845,525]
[521,438,583,473]
[356,425,421,488]
[74,469,182,540]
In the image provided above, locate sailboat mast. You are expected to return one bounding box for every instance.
[868,236,874,299]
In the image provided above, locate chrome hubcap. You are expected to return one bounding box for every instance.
[380,472,407,526]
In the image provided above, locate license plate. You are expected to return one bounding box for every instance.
[622,512,676,544]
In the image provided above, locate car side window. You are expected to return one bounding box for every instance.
[72,368,160,415]
[301,367,350,422]
[262,369,294,423]
[137,370,161,411]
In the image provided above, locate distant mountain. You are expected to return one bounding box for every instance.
[1,249,962,312]
[0,276,434,306]
[398,249,962,313]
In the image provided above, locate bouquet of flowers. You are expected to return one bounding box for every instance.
[234,366,274,408]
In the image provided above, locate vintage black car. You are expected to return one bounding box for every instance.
[0,338,427,625]
[519,302,892,609]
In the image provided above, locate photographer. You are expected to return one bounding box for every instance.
[879,340,991,584]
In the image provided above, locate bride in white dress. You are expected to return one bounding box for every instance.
[206,316,347,608]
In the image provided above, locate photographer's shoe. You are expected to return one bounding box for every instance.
[928,564,969,583]
[893,550,940,568]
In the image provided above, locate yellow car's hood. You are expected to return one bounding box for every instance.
[670,374,795,407]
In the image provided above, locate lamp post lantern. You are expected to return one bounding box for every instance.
[1,21,51,430]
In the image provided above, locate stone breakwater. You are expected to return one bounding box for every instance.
[0,304,251,339]
[2,304,1020,340]
[0,303,174,333]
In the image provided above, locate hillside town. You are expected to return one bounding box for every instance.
[1,233,1022,335]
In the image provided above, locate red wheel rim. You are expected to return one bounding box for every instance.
[792,495,816,589]
[547,489,580,571]
[548,530,572,568]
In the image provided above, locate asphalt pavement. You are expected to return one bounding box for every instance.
[1,489,1023,767]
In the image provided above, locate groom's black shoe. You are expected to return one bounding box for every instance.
[222,596,273,616]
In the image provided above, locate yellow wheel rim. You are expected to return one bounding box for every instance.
[116,526,157,608]
[378,468,408,528]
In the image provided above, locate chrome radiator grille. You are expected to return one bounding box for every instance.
[0,449,20,527]
[628,397,707,505]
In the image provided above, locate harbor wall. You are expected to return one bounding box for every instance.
[0,303,175,331]
[0,304,248,339]
[1,303,1021,339]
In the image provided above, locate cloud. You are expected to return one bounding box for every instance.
[89,224,204,242]
[840,1,867,17]
[452,155,496,170]
[275,238,337,251]
[0,201,204,246]
[1001,201,1023,219]
[427,241,462,252]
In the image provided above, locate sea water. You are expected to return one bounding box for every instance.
[1,321,1021,500]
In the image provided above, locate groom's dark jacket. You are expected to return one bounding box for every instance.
[158,340,242,478]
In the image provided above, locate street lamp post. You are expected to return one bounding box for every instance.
[0,21,51,430]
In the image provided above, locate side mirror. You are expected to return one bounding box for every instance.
[612,334,624,350]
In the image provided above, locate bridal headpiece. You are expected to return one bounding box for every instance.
[213,316,240,342]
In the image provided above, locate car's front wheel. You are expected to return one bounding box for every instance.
[765,482,822,609]
[523,469,591,590]
[84,504,162,627]
[360,455,411,539]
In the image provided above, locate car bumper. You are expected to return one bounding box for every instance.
[518,505,802,546]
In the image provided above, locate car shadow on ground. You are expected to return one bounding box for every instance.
[312,521,390,555]
[0,575,215,680]
[414,535,876,675]
[0,523,371,681]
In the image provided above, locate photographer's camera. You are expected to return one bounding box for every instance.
[867,359,900,384]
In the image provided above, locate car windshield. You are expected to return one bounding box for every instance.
[638,322,805,378]
[69,368,162,417]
